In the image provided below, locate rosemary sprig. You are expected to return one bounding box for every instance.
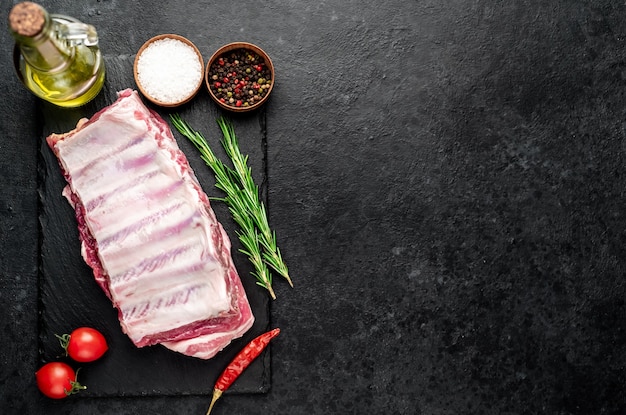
[169,114,276,299]
[216,117,293,288]
[230,198,275,299]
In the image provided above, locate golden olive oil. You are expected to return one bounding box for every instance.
[17,43,105,107]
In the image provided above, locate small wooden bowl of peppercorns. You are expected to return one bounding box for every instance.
[205,42,275,112]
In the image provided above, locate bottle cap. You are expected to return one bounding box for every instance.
[9,2,45,37]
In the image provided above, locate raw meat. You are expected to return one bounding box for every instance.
[46,89,254,359]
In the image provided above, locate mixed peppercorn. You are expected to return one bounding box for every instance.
[208,48,272,109]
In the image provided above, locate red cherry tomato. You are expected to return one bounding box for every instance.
[57,327,108,362]
[35,362,85,399]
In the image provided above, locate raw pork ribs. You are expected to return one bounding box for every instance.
[46,89,254,359]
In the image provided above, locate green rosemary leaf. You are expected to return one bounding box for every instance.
[235,227,275,299]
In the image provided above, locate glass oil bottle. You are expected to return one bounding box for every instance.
[9,2,105,107]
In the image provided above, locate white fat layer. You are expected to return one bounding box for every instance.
[119,280,231,343]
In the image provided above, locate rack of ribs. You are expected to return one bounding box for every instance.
[46,89,254,359]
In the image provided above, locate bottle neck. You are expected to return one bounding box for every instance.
[11,7,71,71]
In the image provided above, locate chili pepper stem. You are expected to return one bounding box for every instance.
[206,388,223,415]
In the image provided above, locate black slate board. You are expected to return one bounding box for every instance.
[37,55,272,397]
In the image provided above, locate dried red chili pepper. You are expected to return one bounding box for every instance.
[206,328,280,415]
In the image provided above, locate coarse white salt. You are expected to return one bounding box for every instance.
[136,37,203,104]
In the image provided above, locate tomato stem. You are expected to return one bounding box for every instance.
[65,368,87,396]
[54,333,71,356]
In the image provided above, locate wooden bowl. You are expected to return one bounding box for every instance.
[205,42,275,112]
[134,34,204,107]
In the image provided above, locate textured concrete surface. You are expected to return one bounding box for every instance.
[1,1,625,414]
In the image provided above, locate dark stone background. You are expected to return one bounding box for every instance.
[1,1,625,414]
